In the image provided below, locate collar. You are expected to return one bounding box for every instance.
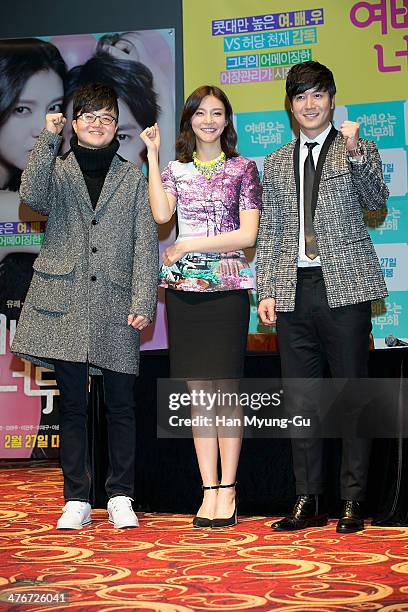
[300,123,333,148]
[70,135,119,174]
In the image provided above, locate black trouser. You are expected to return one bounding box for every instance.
[54,360,137,502]
[276,267,372,501]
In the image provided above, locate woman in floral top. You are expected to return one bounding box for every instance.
[141,85,262,528]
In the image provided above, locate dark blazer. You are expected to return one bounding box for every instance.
[12,129,159,374]
[257,130,389,310]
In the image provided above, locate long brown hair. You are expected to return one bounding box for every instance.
[176,85,239,162]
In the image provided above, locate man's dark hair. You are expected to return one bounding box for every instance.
[286,61,336,102]
[73,82,119,120]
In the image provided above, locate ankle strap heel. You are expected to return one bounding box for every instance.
[218,482,237,489]
[193,484,219,528]
[211,482,238,529]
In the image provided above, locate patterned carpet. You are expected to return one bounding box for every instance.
[0,463,408,611]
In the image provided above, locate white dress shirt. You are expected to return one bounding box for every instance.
[298,123,332,267]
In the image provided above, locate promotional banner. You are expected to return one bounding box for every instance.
[183,0,407,350]
[0,31,175,457]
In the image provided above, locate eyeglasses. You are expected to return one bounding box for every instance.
[77,112,117,126]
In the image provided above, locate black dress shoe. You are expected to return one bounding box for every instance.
[192,516,212,528]
[336,500,364,534]
[271,495,328,531]
[192,484,219,528]
[211,483,238,528]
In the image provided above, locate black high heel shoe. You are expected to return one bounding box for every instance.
[192,484,219,528]
[211,482,237,528]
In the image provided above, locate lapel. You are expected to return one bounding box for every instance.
[311,125,337,218]
[63,151,93,211]
[294,138,300,209]
[282,142,298,210]
[62,152,131,214]
[94,155,130,213]
[294,125,338,219]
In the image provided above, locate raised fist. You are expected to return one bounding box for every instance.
[45,113,66,135]
[140,123,161,155]
[340,120,360,152]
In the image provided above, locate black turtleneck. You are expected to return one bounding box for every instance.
[70,135,119,209]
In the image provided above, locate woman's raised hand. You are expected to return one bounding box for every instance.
[140,122,161,155]
[45,113,66,135]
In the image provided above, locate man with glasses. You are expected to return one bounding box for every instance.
[12,83,159,530]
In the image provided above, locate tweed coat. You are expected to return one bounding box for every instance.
[11,129,159,374]
[256,130,389,310]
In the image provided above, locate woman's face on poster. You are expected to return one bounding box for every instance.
[0,69,64,171]
[116,99,145,165]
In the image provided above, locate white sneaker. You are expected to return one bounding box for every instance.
[107,496,139,528]
[56,501,92,530]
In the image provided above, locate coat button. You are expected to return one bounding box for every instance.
[91,247,98,253]
[92,219,98,225]
[91,275,97,281]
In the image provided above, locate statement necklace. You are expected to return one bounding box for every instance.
[192,150,226,180]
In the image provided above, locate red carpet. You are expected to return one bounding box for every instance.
[1,462,407,611]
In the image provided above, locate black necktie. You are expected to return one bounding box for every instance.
[304,142,318,260]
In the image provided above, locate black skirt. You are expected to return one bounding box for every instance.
[165,289,250,379]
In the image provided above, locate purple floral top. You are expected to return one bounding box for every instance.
[160,156,262,292]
